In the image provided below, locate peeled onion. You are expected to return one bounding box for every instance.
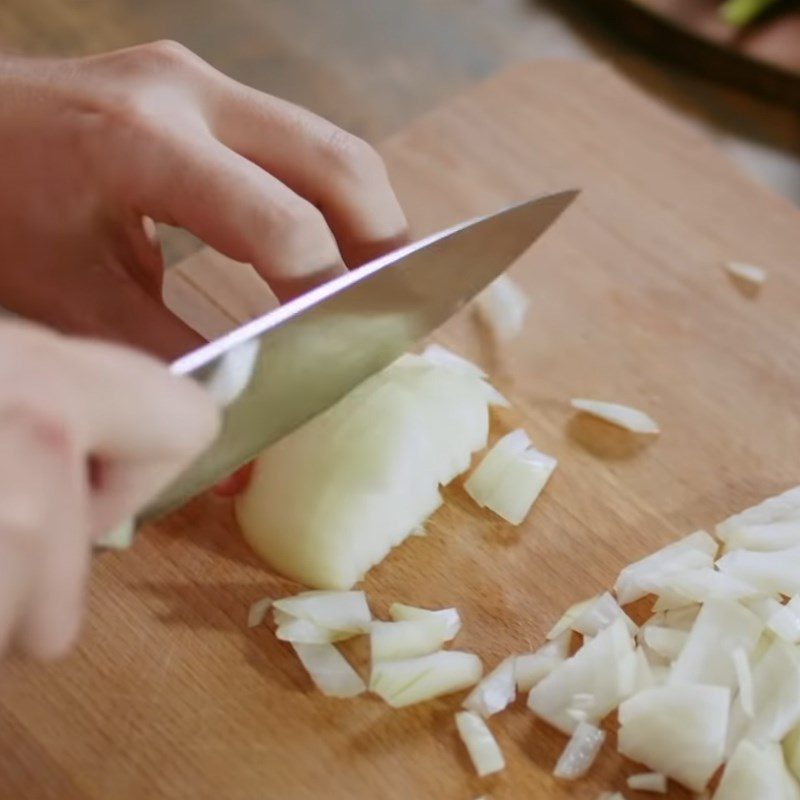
[455,710,506,777]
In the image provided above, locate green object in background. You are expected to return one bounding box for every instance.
[720,0,781,26]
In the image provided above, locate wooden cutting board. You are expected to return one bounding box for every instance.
[2,60,800,800]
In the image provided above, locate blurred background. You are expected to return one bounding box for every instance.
[3,0,798,263]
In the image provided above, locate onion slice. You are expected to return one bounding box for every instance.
[473,274,529,342]
[626,772,667,793]
[717,485,800,552]
[572,592,638,637]
[717,547,800,597]
[273,591,371,634]
[370,618,448,661]
[276,617,353,644]
[570,398,659,434]
[463,656,516,717]
[247,596,272,628]
[388,603,461,641]
[731,647,755,719]
[553,721,606,780]
[455,710,506,777]
[642,627,688,661]
[715,739,799,800]
[291,642,366,698]
[724,260,768,287]
[515,630,571,692]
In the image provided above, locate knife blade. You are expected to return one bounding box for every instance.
[142,189,578,520]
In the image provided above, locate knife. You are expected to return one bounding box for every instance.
[141,189,578,521]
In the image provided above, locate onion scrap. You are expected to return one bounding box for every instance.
[455,710,506,777]
[570,398,659,434]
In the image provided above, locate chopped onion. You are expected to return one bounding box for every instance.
[615,531,718,605]
[473,274,529,342]
[767,597,800,643]
[784,721,800,783]
[717,485,800,552]
[642,627,688,661]
[370,618,448,661]
[548,597,594,639]
[247,596,272,628]
[669,599,763,690]
[277,617,353,644]
[205,337,259,406]
[572,592,638,637]
[652,567,760,612]
[515,630,571,691]
[388,603,461,641]
[463,657,516,717]
[744,595,784,623]
[236,354,496,589]
[273,591,371,634]
[717,546,800,597]
[528,618,634,734]
[724,260,768,287]
[95,517,135,550]
[464,429,557,525]
[553,721,606,780]
[291,642,366,698]
[715,740,799,800]
[455,711,505,777]
[421,343,485,378]
[617,683,729,792]
[370,650,482,708]
[570,398,659,435]
[626,772,667,793]
[731,647,755,718]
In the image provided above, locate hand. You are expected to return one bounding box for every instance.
[0,42,408,360]
[0,320,219,660]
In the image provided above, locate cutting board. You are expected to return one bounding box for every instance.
[2,60,800,800]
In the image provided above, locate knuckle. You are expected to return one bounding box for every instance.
[323,129,386,184]
[267,200,338,269]
[138,39,198,68]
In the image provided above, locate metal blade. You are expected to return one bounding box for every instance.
[142,189,578,520]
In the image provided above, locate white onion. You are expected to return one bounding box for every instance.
[455,711,506,777]
[731,646,755,719]
[553,721,606,780]
[370,650,482,708]
[247,596,272,628]
[291,643,366,698]
[276,617,353,644]
[617,683,730,792]
[652,568,760,612]
[669,599,763,690]
[626,772,667,793]
[570,398,659,435]
[717,485,800,552]
[515,630,571,691]
[272,591,371,634]
[572,592,638,637]
[95,517,135,550]
[642,627,688,661]
[767,597,800,643]
[205,337,259,406]
[715,740,799,800]
[717,547,800,597]
[463,656,516,717]
[464,429,557,525]
[614,531,718,605]
[724,260,768,287]
[548,597,594,640]
[744,595,784,623]
[388,603,461,641]
[473,274,529,342]
[784,722,800,783]
[528,618,634,734]
[236,354,496,589]
[370,618,448,661]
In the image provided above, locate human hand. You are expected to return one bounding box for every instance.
[0,319,219,659]
[0,42,408,360]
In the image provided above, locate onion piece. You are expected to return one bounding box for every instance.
[455,711,505,777]
[717,546,800,597]
[548,597,594,640]
[724,260,768,287]
[570,398,659,435]
[291,642,366,698]
[515,630,572,692]
[626,772,667,793]
[717,485,800,552]
[614,531,718,606]
[464,429,557,525]
[528,618,634,734]
[731,647,755,718]
[652,568,761,612]
[463,656,516,717]
[744,595,785,623]
[669,599,763,690]
[277,617,353,644]
[388,603,461,641]
[273,590,371,634]
[473,274,529,342]
[370,651,482,708]
[370,618,448,661]
[553,721,606,780]
[421,343,484,378]
[715,739,799,800]
[784,721,800,783]
[617,683,730,792]
[572,592,638,637]
[767,597,800,643]
[642,627,688,661]
[95,517,135,550]
[247,596,272,628]
[205,337,259,406]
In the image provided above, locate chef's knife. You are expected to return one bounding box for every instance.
[142,189,578,520]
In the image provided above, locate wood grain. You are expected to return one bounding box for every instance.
[2,59,800,799]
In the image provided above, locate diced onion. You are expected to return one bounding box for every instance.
[724,260,768,287]
[388,603,461,641]
[784,721,800,783]
[652,567,760,612]
[717,485,800,552]
[370,618,448,661]
[617,684,729,792]
[731,647,755,719]
[572,592,638,637]
[276,617,352,644]
[370,651,483,708]
[464,429,557,525]
[515,630,571,691]
[455,711,506,777]
[473,274,529,342]
[642,627,688,661]
[247,596,272,628]
[273,591,371,634]
[553,721,606,780]
[717,547,800,597]
[626,772,667,793]
[715,740,799,800]
[463,657,516,717]
[767,597,800,643]
[548,597,594,640]
[570,399,659,434]
[291,642,366,698]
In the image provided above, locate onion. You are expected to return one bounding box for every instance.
[205,337,259,406]
[464,429,557,525]
[767,597,800,643]
[652,568,760,612]
[455,710,506,777]
[626,772,667,793]
[717,547,800,597]
[570,399,659,435]
[572,592,638,637]
[388,603,461,641]
[617,684,730,792]
[277,617,353,644]
[95,517,135,550]
[473,274,529,342]
[528,618,634,734]
[515,630,571,691]
[291,642,366,698]
[273,591,371,634]
[715,740,799,800]
[669,599,763,690]
[236,354,497,589]
[731,646,755,718]
[247,596,272,628]
[596,794,627,800]
[370,650,482,708]
[744,595,784,623]
[784,722,800,783]
[421,343,485,378]
[717,485,800,552]
[642,627,688,661]
[463,657,516,717]
[614,531,718,605]
[724,260,768,287]
[553,721,606,780]
[548,597,595,639]
[370,618,448,661]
